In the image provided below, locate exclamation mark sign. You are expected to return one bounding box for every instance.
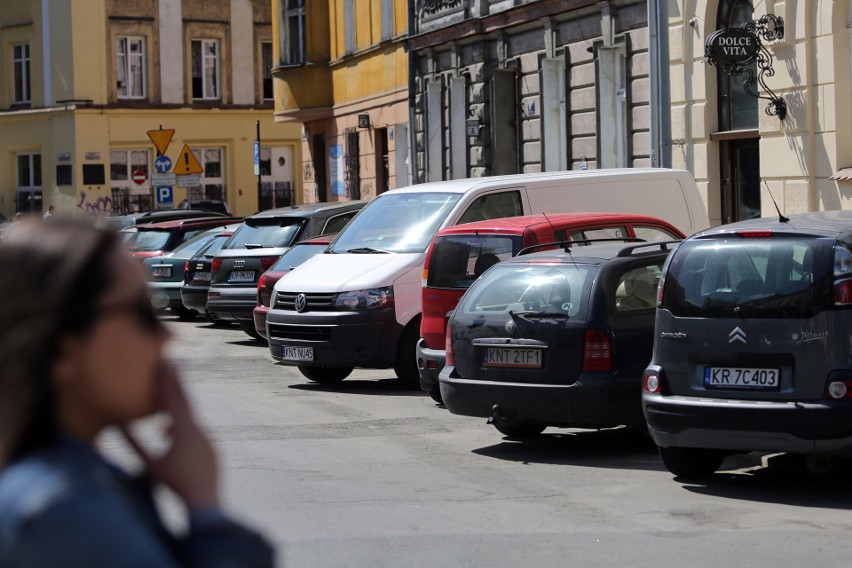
[184,152,189,172]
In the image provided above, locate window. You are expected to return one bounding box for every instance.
[187,148,226,201]
[456,191,522,225]
[16,153,41,213]
[281,0,305,65]
[261,41,273,100]
[427,235,521,290]
[633,225,680,242]
[13,43,30,103]
[344,0,355,54]
[116,37,146,99]
[381,0,394,40]
[322,211,359,235]
[110,150,151,213]
[615,263,664,313]
[559,226,628,245]
[192,39,220,100]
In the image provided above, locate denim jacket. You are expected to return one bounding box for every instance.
[0,437,274,567]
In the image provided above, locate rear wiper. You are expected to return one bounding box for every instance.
[509,310,568,320]
[244,243,265,249]
[346,247,391,254]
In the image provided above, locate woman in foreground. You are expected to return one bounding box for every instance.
[0,219,274,567]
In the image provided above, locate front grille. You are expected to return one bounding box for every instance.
[268,323,333,341]
[274,292,339,311]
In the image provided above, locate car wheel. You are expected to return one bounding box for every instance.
[297,365,353,383]
[658,446,725,479]
[238,321,264,341]
[428,384,443,404]
[493,422,546,439]
[172,305,198,320]
[393,318,421,389]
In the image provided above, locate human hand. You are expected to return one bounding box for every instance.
[121,363,220,510]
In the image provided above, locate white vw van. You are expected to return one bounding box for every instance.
[265,169,709,385]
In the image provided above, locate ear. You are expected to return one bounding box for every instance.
[50,336,85,388]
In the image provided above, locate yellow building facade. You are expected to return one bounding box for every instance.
[0,0,301,219]
[670,0,852,225]
[272,0,410,202]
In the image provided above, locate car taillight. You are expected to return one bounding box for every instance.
[825,380,852,399]
[258,273,268,306]
[445,322,454,367]
[643,369,667,394]
[834,278,852,306]
[183,261,189,272]
[738,230,773,238]
[261,256,278,270]
[582,328,612,372]
[211,258,222,272]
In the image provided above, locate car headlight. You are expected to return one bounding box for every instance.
[335,287,395,310]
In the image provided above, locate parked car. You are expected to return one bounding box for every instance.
[177,199,231,215]
[266,169,707,387]
[145,223,242,318]
[101,209,228,231]
[254,235,335,339]
[642,210,852,478]
[208,202,366,339]
[180,229,239,321]
[126,216,240,260]
[418,213,686,402]
[439,240,679,439]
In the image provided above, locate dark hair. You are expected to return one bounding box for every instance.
[0,219,119,465]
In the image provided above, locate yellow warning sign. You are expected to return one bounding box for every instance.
[146,128,175,156]
[173,144,204,175]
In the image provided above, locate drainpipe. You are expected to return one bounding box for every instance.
[407,0,417,186]
[648,0,659,167]
[42,0,52,106]
[657,0,672,168]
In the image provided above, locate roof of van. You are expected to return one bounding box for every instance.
[435,212,682,236]
[696,210,852,238]
[385,168,694,195]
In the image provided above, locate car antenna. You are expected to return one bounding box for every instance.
[764,180,789,223]
[541,212,579,270]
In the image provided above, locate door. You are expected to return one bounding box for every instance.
[721,139,760,222]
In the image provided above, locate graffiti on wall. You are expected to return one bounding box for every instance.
[76,191,114,216]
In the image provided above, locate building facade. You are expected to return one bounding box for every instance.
[407,0,651,183]
[670,0,852,226]
[0,0,301,219]
[272,0,410,203]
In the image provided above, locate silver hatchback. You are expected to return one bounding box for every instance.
[642,211,852,478]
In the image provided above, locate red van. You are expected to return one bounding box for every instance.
[417,212,686,403]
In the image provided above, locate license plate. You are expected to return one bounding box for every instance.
[283,346,314,361]
[483,347,543,369]
[228,270,255,283]
[193,271,212,282]
[704,367,780,390]
[152,266,172,278]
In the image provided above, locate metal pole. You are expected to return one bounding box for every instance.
[648,0,660,168]
[658,0,672,168]
[256,119,266,209]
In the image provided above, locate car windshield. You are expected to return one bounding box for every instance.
[223,219,306,249]
[171,231,218,257]
[662,237,834,318]
[129,230,172,252]
[460,263,593,319]
[195,234,230,258]
[427,235,521,289]
[269,243,328,272]
[329,193,461,254]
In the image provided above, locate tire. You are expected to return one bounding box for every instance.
[238,320,264,341]
[428,384,443,404]
[297,365,353,383]
[394,319,421,388]
[658,446,725,479]
[493,422,546,439]
[172,305,198,320]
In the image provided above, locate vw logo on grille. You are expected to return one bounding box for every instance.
[233,260,246,268]
[505,320,516,335]
[294,293,308,312]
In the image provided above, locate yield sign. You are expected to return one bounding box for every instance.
[147,128,175,156]
[173,144,204,175]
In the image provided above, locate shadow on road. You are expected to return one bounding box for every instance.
[226,339,268,347]
[287,377,427,397]
[472,427,662,471]
[679,454,852,509]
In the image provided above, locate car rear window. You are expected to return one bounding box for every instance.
[460,263,593,320]
[195,234,230,258]
[428,235,522,289]
[130,230,172,252]
[662,237,834,318]
[171,231,216,257]
[270,243,327,272]
[223,219,305,249]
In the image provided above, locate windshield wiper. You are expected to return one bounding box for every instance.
[345,247,391,254]
[244,243,265,249]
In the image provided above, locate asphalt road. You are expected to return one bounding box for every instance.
[104,317,852,567]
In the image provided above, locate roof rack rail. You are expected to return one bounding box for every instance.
[614,240,682,257]
[517,237,643,257]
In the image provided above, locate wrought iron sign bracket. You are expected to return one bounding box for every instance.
[705,14,786,120]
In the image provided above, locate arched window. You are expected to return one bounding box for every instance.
[718,0,757,130]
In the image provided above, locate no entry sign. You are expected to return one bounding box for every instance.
[132,170,147,185]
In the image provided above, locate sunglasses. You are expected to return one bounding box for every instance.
[95,295,163,332]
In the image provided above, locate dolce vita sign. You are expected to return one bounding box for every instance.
[706,29,760,65]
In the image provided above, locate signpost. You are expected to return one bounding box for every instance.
[132,170,147,185]
[156,186,174,209]
[147,128,175,157]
